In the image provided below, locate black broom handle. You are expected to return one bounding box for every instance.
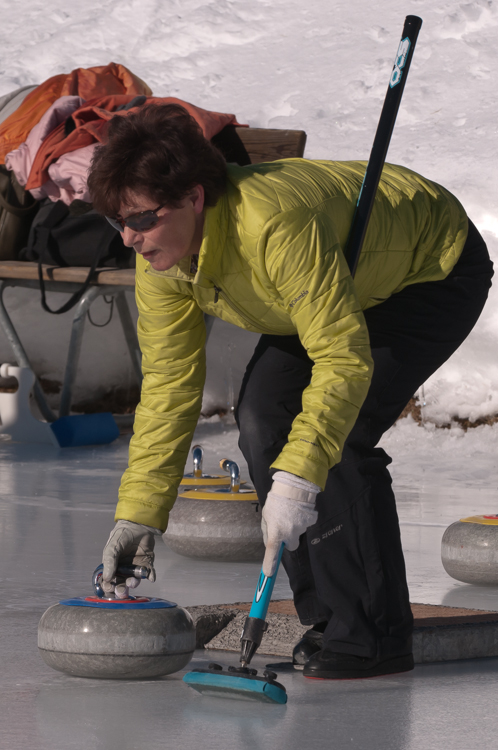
[346,15,423,277]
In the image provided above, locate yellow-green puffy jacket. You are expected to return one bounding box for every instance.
[116,159,467,530]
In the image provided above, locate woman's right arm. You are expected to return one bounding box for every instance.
[115,256,206,532]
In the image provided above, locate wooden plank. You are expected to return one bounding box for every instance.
[235,127,307,162]
[212,126,307,165]
[0,261,135,286]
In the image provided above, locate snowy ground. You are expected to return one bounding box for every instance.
[1,4,498,748]
[0,0,497,420]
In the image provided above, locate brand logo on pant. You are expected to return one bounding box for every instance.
[311,524,343,545]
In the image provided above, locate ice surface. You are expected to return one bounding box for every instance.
[2,1,498,747]
[2,421,498,748]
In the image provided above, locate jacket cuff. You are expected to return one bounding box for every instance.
[114,499,171,533]
[270,453,329,491]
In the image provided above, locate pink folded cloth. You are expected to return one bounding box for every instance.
[6,93,244,206]
[5,96,83,189]
[41,144,97,204]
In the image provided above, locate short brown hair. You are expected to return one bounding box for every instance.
[88,103,227,216]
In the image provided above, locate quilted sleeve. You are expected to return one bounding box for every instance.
[263,209,374,488]
[116,258,206,530]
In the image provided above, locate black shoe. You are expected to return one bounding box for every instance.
[292,628,324,670]
[303,648,414,679]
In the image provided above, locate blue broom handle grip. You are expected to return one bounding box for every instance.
[248,542,285,620]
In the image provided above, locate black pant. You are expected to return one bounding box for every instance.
[236,220,493,658]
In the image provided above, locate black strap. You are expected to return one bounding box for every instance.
[36,202,118,315]
[0,185,37,216]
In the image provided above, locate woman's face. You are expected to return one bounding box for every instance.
[118,186,205,272]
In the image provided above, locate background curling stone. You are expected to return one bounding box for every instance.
[442,515,498,585]
[165,459,264,562]
[180,444,231,488]
[38,596,196,679]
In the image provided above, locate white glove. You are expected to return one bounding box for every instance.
[261,471,321,577]
[102,520,161,598]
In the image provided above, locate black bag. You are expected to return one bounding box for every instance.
[20,198,135,314]
[0,164,39,260]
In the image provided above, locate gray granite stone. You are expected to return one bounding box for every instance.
[194,606,498,665]
[38,650,192,679]
[38,603,196,679]
[164,495,265,562]
[442,520,498,585]
[185,605,238,649]
[205,611,308,657]
[413,622,498,662]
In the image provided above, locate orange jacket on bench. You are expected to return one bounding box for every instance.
[24,96,242,191]
[0,62,152,163]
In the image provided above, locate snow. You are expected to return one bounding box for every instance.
[2,8,498,745]
[383,415,498,494]
[0,0,497,423]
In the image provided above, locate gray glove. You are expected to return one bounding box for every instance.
[102,520,160,598]
[262,471,320,577]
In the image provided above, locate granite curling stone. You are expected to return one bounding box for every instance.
[442,515,498,585]
[165,459,265,562]
[38,565,196,679]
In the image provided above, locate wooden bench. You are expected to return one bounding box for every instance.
[0,126,307,421]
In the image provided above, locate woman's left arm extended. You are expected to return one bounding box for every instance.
[116,259,206,531]
[264,211,374,490]
[258,211,374,574]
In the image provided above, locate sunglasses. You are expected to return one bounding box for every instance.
[106,203,167,233]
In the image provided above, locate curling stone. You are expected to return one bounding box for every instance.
[180,444,231,488]
[442,515,498,585]
[38,564,195,679]
[165,459,265,562]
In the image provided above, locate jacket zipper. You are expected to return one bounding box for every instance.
[211,283,277,334]
[146,268,278,335]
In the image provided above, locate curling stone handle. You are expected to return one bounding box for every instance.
[116,564,151,579]
[192,444,203,478]
[220,458,240,493]
[92,563,152,598]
